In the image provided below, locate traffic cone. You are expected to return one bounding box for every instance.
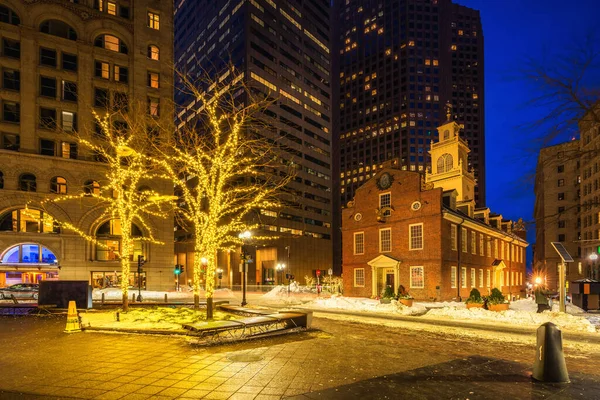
[64,300,81,333]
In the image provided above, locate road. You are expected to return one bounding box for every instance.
[0,314,599,399]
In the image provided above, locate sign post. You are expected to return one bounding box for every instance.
[550,242,574,313]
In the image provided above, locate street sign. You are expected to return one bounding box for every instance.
[551,242,574,262]
[328,268,333,276]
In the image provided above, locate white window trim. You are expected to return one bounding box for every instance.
[451,224,457,251]
[479,269,483,287]
[353,231,365,255]
[486,270,491,287]
[354,268,365,287]
[379,192,391,216]
[461,229,467,253]
[409,223,424,250]
[379,227,392,253]
[410,266,424,289]
[461,267,467,288]
[471,231,476,254]
[451,266,457,288]
[471,268,476,287]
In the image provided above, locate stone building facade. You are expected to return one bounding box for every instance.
[0,0,174,289]
[342,118,527,301]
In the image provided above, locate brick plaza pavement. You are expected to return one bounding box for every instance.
[1,315,599,399]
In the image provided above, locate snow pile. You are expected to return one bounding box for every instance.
[425,301,596,333]
[92,288,236,301]
[309,295,427,316]
[415,301,465,309]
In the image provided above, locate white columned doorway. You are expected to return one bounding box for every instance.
[367,255,402,297]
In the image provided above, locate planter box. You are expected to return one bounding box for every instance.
[466,302,484,309]
[488,303,509,312]
[399,299,414,307]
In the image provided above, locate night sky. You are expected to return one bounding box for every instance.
[455,0,599,266]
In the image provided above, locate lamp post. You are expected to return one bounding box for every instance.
[285,246,290,296]
[276,263,285,285]
[216,268,223,288]
[239,231,252,307]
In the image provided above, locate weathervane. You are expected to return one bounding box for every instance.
[445,101,452,122]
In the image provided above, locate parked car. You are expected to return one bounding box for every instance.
[0,283,40,300]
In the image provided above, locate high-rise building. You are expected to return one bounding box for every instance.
[0,0,174,289]
[337,0,485,207]
[533,140,583,290]
[174,0,334,283]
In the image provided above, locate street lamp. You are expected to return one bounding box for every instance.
[238,231,252,307]
[276,263,285,285]
[589,253,598,261]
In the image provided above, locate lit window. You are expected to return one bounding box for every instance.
[451,266,457,288]
[486,270,491,287]
[471,268,476,287]
[462,230,467,252]
[107,1,116,15]
[479,269,483,287]
[148,72,159,88]
[461,267,467,288]
[451,44,457,51]
[50,176,67,194]
[410,266,424,288]
[379,193,391,216]
[409,224,423,250]
[148,97,159,116]
[354,268,365,287]
[379,228,391,253]
[354,232,364,255]
[451,224,457,250]
[61,111,76,132]
[148,11,160,30]
[148,45,160,60]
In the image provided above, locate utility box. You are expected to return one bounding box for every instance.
[39,281,93,309]
[570,279,600,311]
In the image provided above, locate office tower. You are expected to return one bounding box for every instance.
[174,0,334,283]
[0,0,174,288]
[338,0,485,207]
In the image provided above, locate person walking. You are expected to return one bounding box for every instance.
[535,286,551,313]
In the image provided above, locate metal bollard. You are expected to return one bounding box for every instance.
[164,293,168,303]
[132,293,135,302]
[101,293,105,305]
[532,322,569,383]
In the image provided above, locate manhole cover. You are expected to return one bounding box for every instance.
[227,353,264,363]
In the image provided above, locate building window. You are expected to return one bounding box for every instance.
[94,88,109,108]
[379,192,391,216]
[148,72,159,88]
[113,92,128,112]
[95,61,110,79]
[2,133,19,150]
[3,38,20,59]
[3,69,19,91]
[0,171,3,189]
[494,239,498,258]
[558,234,565,242]
[40,139,55,156]
[61,142,77,159]
[354,268,365,287]
[0,210,58,233]
[557,165,564,173]
[409,223,423,250]
[114,65,128,83]
[40,48,57,67]
[94,35,128,54]
[557,179,564,187]
[451,224,457,251]
[471,232,476,254]
[19,174,36,192]
[486,270,491,287]
[353,232,364,255]
[558,193,565,201]
[95,220,143,261]
[0,5,20,25]
[148,45,160,60]
[471,268,476,287]
[62,53,77,71]
[3,101,19,123]
[379,228,391,252]
[40,76,56,98]
[50,176,67,194]
[147,11,160,30]
[148,97,159,116]
[451,266,457,288]
[479,234,484,256]
[107,1,117,15]
[40,108,57,130]
[84,180,100,195]
[410,266,424,288]
[479,269,484,287]
[461,229,467,252]
[61,111,76,132]
[39,20,78,41]
[461,267,467,288]
[62,81,78,102]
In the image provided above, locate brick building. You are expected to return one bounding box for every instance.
[342,117,527,301]
[0,0,174,289]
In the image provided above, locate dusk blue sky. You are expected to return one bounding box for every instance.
[456,0,599,265]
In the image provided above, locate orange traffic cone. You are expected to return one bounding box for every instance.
[64,300,81,333]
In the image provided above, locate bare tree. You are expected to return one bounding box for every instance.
[155,69,294,318]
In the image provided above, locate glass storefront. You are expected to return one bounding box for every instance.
[91,271,146,289]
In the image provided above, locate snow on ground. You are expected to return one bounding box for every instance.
[309,295,427,316]
[92,288,236,301]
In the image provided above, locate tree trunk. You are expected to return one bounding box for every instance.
[122,292,129,312]
[207,297,213,320]
[194,293,200,310]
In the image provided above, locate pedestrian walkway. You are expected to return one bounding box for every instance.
[287,356,600,400]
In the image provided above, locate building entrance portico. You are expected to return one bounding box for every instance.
[368,255,401,297]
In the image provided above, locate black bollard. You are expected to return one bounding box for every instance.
[532,322,569,383]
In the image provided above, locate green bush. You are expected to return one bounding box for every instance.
[487,288,506,305]
[466,288,483,304]
[381,286,395,299]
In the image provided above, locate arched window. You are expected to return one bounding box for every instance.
[0,5,20,25]
[50,176,67,194]
[443,130,450,140]
[1,243,58,264]
[0,171,3,189]
[95,220,143,261]
[84,180,100,195]
[40,20,77,41]
[436,154,453,173]
[19,174,36,192]
[0,208,59,233]
[94,34,128,54]
[147,45,159,60]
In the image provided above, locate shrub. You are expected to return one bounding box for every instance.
[487,288,506,305]
[397,285,407,296]
[466,288,483,304]
[381,286,395,299]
